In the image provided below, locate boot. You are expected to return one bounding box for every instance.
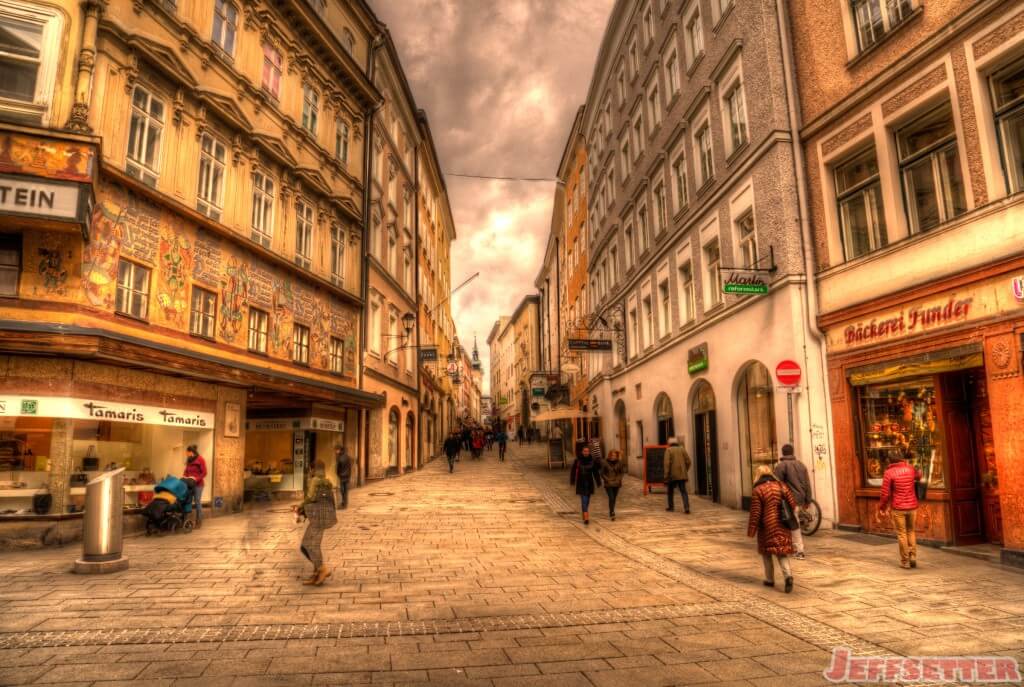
[302,569,318,585]
[583,511,589,526]
[313,566,332,586]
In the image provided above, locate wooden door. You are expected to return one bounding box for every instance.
[694,411,719,502]
[969,371,1002,544]
[940,374,984,545]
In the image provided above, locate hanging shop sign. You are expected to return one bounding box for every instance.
[1013,276,1024,302]
[827,272,1024,353]
[0,396,215,428]
[247,417,344,432]
[687,343,709,375]
[567,338,613,351]
[0,174,93,237]
[721,271,769,295]
[418,347,438,362]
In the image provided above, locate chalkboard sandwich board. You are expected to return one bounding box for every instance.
[643,444,669,495]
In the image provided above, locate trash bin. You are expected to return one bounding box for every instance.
[74,467,129,574]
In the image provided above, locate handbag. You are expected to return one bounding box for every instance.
[779,492,800,530]
[914,479,928,502]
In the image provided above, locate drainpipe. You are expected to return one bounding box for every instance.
[776,0,839,523]
[65,0,104,132]
[359,33,384,487]
[413,131,422,467]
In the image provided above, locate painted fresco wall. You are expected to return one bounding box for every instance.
[18,179,360,379]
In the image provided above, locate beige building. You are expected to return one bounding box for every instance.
[790,0,1024,562]
[0,0,382,544]
[487,316,513,427]
[487,297,540,434]
[416,111,459,459]
[362,31,420,478]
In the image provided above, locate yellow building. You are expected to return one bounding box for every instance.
[415,111,458,459]
[0,0,383,544]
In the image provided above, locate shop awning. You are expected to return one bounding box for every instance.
[847,343,984,386]
[533,407,593,422]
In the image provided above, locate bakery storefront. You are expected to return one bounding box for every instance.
[824,265,1024,565]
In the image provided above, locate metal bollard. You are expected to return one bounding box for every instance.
[73,467,130,574]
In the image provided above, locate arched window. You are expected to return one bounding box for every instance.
[654,393,675,444]
[388,408,400,468]
[737,362,776,503]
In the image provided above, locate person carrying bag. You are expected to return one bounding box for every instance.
[298,460,337,586]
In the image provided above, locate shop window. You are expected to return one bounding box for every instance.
[292,323,310,364]
[851,0,913,53]
[835,147,887,260]
[295,200,314,269]
[736,211,757,268]
[189,286,216,339]
[738,362,776,501]
[897,102,967,233]
[0,417,53,515]
[211,0,237,57]
[703,239,722,309]
[301,83,319,136]
[247,307,268,354]
[857,378,944,489]
[991,56,1024,195]
[261,43,282,99]
[0,2,61,125]
[329,336,345,374]
[196,133,226,221]
[115,259,150,320]
[126,86,164,187]
[0,233,20,296]
[250,171,274,248]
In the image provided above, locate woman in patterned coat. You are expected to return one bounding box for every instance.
[747,464,798,593]
[299,460,337,586]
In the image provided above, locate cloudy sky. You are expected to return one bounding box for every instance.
[371,0,615,393]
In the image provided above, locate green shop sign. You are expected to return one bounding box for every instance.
[687,343,709,375]
[722,272,768,295]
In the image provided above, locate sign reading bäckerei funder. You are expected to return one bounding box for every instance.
[0,396,215,428]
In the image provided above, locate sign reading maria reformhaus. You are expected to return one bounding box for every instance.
[722,272,768,295]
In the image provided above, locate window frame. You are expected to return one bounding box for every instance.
[703,238,722,309]
[261,43,282,99]
[125,85,165,187]
[295,199,314,269]
[250,170,275,249]
[196,132,227,220]
[329,336,345,375]
[736,210,758,269]
[330,224,345,285]
[677,258,696,326]
[0,0,64,125]
[292,322,310,365]
[211,0,238,57]
[247,307,269,354]
[991,56,1024,195]
[189,285,217,340]
[335,119,350,163]
[851,0,914,53]
[115,258,151,321]
[895,102,967,234]
[834,146,887,261]
[0,233,21,297]
[301,83,319,136]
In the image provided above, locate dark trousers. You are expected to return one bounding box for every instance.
[447,455,456,472]
[667,480,689,511]
[337,480,349,510]
[580,493,591,513]
[498,444,506,461]
[605,486,620,515]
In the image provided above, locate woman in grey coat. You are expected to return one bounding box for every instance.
[298,460,337,585]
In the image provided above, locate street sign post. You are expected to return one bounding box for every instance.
[776,360,802,444]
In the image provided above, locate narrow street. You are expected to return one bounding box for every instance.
[1,444,1022,687]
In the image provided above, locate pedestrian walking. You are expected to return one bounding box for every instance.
[334,444,352,510]
[497,430,508,462]
[462,427,472,453]
[183,444,207,529]
[878,449,922,569]
[747,465,798,593]
[600,449,627,520]
[569,446,601,525]
[471,430,484,459]
[298,460,337,586]
[443,432,461,473]
[588,434,605,463]
[517,426,524,445]
[663,436,691,513]
[774,444,811,559]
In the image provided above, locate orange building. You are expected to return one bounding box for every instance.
[790,0,1024,563]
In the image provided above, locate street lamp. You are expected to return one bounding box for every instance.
[402,312,416,339]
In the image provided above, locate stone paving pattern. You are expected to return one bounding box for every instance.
[0,443,1022,686]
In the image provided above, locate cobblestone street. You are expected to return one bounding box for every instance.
[1,443,1022,687]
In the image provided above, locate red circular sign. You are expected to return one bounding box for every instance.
[775,360,802,386]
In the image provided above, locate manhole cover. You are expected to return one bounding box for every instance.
[369,491,394,497]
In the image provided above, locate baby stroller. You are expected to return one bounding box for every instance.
[141,475,196,535]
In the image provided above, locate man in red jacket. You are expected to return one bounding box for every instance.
[878,450,921,569]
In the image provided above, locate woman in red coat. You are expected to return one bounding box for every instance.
[747,464,798,593]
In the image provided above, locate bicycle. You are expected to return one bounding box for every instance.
[799,498,822,536]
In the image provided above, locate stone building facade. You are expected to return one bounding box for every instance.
[0,0,385,545]
[577,0,834,517]
[790,0,1024,563]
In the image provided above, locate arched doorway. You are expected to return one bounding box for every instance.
[737,362,777,509]
[614,400,628,458]
[405,412,415,470]
[691,381,719,502]
[654,393,675,444]
[388,407,400,470]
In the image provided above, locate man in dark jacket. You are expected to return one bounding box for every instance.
[335,445,352,510]
[774,444,811,559]
[443,432,461,473]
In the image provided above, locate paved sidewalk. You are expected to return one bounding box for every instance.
[0,443,1021,686]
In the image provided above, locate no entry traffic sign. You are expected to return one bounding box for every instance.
[775,359,802,386]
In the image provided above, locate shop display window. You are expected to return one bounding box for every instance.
[0,417,55,516]
[857,377,944,489]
